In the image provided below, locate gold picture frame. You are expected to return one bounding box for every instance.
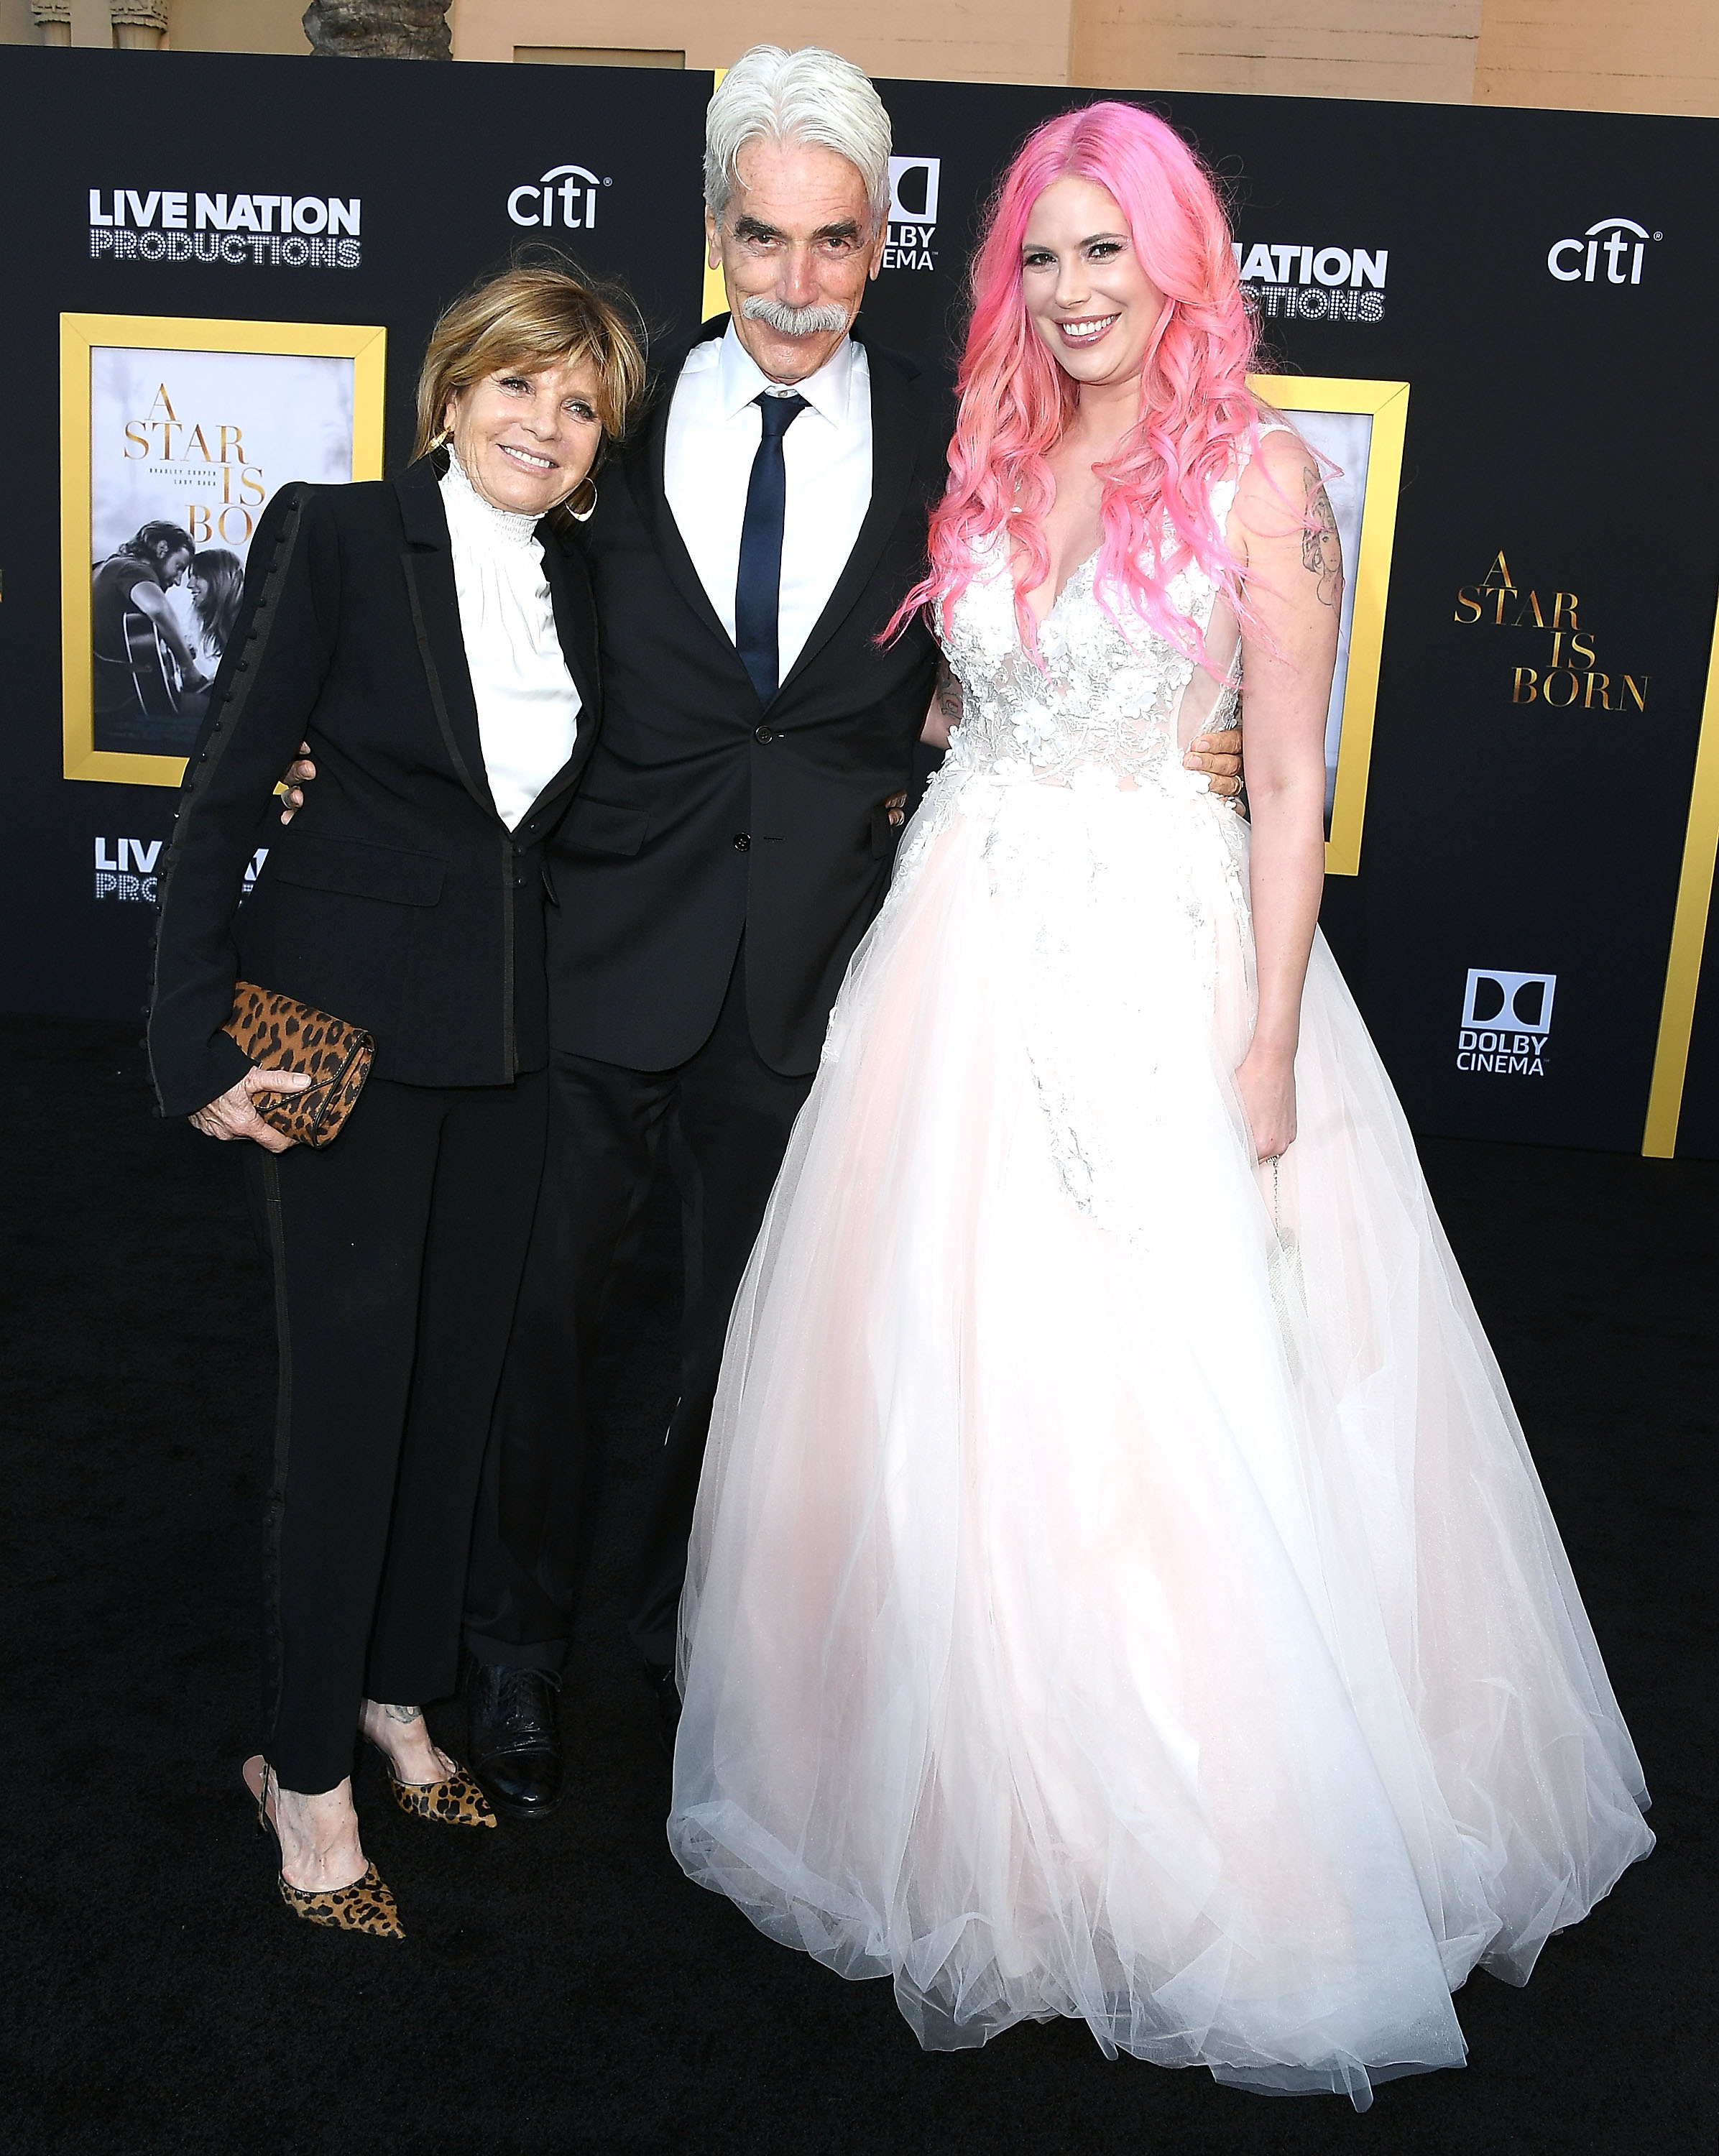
[1248,374,1411,877]
[1641,587,1719,1156]
[60,312,387,788]
[700,67,731,323]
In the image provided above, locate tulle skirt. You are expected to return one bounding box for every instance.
[668,765,1652,2106]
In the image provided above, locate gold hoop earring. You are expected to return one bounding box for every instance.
[430,427,452,453]
[566,474,599,522]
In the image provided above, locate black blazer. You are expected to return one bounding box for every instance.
[148,454,602,1118]
[548,321,950,1077]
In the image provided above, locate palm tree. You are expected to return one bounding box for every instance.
[302,1,451,58]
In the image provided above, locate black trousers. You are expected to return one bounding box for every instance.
[464,946,813,1673]
[246,1071,546,1793]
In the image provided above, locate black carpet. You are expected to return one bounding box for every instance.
[2,1015,1713,2156]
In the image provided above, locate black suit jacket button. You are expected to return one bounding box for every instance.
[733,833,751,852]
[754,724,774,745]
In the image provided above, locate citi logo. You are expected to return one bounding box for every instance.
[1546,218,1661,285]
[507,165,610,231]
[1457,968,1556,1077]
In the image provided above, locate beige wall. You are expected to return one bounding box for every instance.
[2,0,1716,115]
[170,0,308,51]
[451,0,1072,85]
[1071,0,1483,104]
[1473,0,1719,118]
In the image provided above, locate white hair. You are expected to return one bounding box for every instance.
[704,45,893,231]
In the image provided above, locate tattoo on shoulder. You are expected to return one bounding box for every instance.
[936,658,964,724]
[1301,466,1345,610]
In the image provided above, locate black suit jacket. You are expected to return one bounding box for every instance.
[148,454,602,1118]
[547,321,949,1077]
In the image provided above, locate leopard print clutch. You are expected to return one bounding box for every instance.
[221,982,374,1149]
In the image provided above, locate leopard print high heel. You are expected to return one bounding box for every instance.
[245,1758,405,1938]
[385,1761,497,1829]
[361,1733,497,1828]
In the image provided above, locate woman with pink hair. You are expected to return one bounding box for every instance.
[668,103,1651,2104]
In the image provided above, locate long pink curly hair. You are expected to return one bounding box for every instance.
[894,101,1266,663]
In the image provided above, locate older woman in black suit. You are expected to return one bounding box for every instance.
[148,266,645,1934]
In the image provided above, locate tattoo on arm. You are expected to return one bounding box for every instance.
[935,658,964,726]
[383,1703,423,1724]
[1301,466,1344,610]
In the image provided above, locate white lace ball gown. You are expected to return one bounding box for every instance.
[667,474,1653,2106]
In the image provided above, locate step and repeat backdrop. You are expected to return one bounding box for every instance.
[2,47,1717,1156]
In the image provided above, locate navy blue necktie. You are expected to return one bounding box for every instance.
[734,390,808,705]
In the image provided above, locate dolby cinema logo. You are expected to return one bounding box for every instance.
[1457,968,1556,1077]
[882,156,938,273]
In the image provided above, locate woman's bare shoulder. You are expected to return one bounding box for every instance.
[1231,420,1323,542]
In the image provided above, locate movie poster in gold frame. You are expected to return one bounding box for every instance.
[60,313,387,788]
[1248,374,1409,876]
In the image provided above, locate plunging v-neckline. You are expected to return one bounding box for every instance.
[1025,547,1099,632]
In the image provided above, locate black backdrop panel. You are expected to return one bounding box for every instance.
[0,48,710,1035]
[3,49,1717,1156]
[860,80,1719,1156]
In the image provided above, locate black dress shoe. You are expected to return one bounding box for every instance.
[464,1662,563,1820]
[644,1660,681,1762]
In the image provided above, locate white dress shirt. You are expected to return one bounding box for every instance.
[662,324,872,684]
[440,453,581,829]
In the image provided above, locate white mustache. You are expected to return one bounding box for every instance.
[741,295,850,336]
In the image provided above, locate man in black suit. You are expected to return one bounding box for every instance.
[458,47,1243,1812]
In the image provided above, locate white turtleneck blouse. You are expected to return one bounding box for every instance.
[439,453,581,830]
